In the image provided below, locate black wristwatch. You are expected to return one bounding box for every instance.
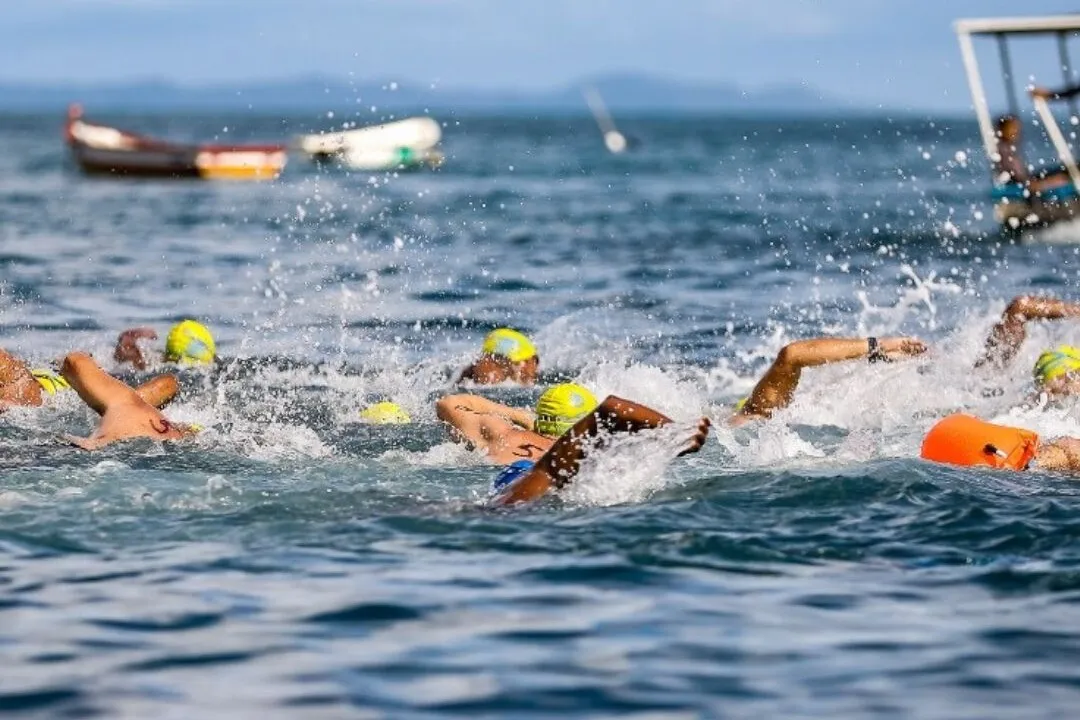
[867,337,891,363]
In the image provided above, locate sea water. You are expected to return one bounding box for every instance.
[2,111,1080,717]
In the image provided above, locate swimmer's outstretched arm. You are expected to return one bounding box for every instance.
[736,337,927,420]
[61,351,139,415]
[60,352,188,450]
[0,348,43,408]
[490,396,710,506]
[977,295,1080,369]
[133,374,179,410]
[436,394,535,441]
[114,327,157,370]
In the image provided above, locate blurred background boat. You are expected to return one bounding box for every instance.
[295,116,443,171]
[955,14,1080,231]
[64,103,287,180]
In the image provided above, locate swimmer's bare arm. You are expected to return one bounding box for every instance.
[737,337,927,419]
[114,327,157,370]
[60,352,186,449]
[1034,438,1080,473]
[491,396,711,506]
[133,374,179,410]
[0,348,42,408]
[68,373,177,417]
[437,393,534,429]
[977,296,1080,369]
[436,394,533,450]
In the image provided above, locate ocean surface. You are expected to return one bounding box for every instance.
[3,110,1080,718]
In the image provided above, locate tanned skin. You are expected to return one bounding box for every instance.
[60,352,191,450]
[113,327,158,370]
[976,295,1080,370]
[0,349,43,408]
[0,348,178,410]
[458,354,539,386]
[733,295,1080,424]
[436,393,553,464]
[732,336,927,423]
[1033,437,1080,473]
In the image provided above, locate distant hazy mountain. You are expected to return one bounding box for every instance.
[0,73,841,113]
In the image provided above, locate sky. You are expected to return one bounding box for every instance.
[2,0,1080,111]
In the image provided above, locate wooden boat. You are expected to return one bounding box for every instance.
[296,117,443,170]
[954,15,1080,231]
[64,104,287,180]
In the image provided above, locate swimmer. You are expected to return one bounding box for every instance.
[114,319,216,370]
[457,328,539,386]
[0,347,178,410]
[1031,346,1080,399]
[436,382,595,464]
[731,336,928,424]
[730,295,1080,422]
[0,348,50,408]
[977,295,1080,371]
[59,352,194,450]
[489,396,711,506]
[921,413,1080,474]
[970,294,1080,401]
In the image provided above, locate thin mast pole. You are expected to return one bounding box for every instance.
[997,34,1020,117]
[957,28,996,161]
[1057,32,1079,120]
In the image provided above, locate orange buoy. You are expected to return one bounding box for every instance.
[920,413,1039,471]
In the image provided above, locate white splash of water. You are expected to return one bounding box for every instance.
[560,425,699,507]
[379,441,481,468]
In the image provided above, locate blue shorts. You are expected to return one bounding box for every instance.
[493,460,535,491]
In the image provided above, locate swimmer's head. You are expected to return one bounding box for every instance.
[1034,345,1080,391]
[996,114,1021,141]
[359,401,412,424]
[534,383,598,437]
[165,320,216,365]
[31,368,70,395]
[482,328,537,364]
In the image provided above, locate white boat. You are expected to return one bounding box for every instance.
[340,145,443,171]
[955,14,1080,231]
[296,117,443,170]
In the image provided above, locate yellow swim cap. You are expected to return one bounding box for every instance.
[1033,345,1080,386]
[31,368,70,395]
[359,401,412,424]
[534,383,598,437]
[481,328,537,363]
[165,320,216,365]
[734,397,749,412]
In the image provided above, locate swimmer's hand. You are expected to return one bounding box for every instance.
[114,327,158,370]
[676,417,711,457]
[880,337,928,360]
[62,434,105,451]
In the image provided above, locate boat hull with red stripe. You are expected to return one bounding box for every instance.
[64,104,287,181]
